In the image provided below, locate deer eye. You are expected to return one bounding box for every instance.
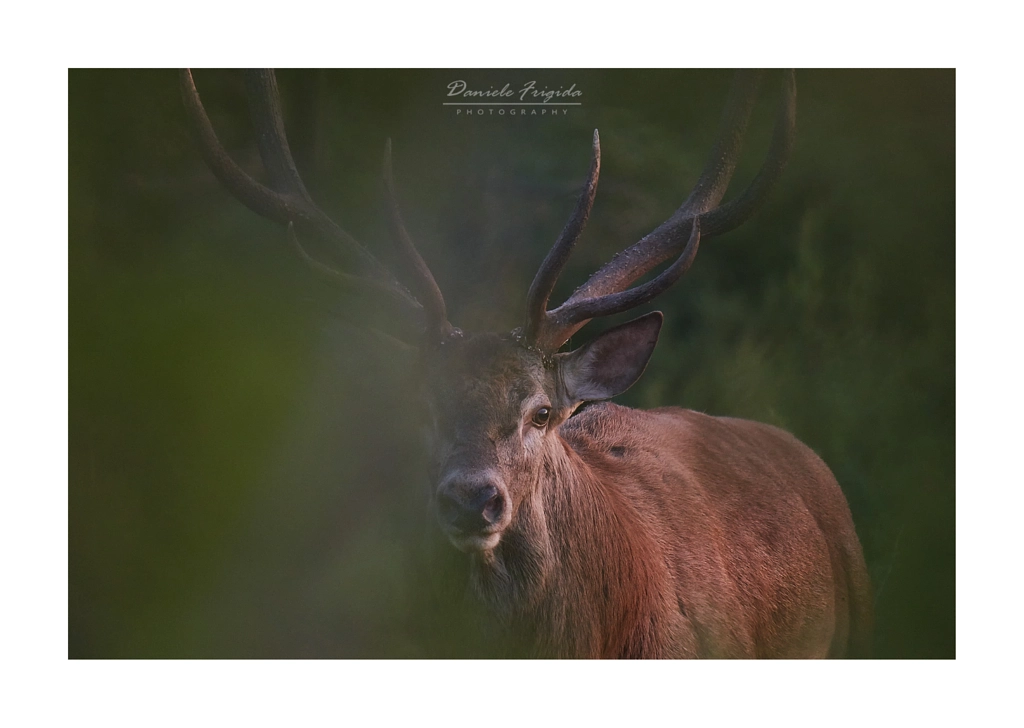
[531,407,551,428]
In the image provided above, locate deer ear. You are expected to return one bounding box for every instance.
[556,311,663,404]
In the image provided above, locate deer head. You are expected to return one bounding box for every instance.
[180,69,796,557]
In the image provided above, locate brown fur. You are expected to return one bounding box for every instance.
[425,334,872,659]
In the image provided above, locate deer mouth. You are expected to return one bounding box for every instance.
[445,528,503,554]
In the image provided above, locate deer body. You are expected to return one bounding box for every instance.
[425,329,870,659]
[466,402,870,658]
[183,68,873,658]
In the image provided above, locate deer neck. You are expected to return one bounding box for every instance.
[468,434,651,657]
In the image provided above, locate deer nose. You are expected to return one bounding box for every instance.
[437,481,506,533]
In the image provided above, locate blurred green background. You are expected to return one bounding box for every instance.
[69,69,954,658]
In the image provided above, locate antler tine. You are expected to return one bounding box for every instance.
[524,130,601,343]
[678,70,765,218]
[701,70,796,236]
[181,68,442,335]
[180,69,291,223]
[543,218,700,338]
[525,70,795,353]
[242,70,311,201]
[383,139,453,339]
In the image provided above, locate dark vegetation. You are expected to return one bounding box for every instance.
[69,69,954,658]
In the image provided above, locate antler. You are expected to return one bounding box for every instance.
[524,129,601,344]
[179,69,451,342]
[525,70,796,353]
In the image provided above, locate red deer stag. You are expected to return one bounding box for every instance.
[181,69,872,658]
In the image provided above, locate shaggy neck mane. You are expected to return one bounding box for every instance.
[467,433,671,658]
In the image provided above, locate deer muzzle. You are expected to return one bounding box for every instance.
[435,472,511,552]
